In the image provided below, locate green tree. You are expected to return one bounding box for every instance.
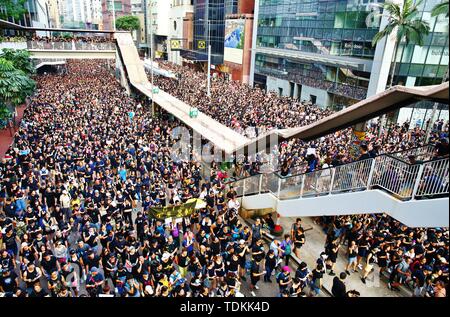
[115,15,141,31]
[372,0,430,88]
[0,58,35,109]
[0,49,35,75]
[0,0,27,21]
[431,0,449,17]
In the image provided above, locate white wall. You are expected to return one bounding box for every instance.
[168,0,194,65]
[241,191,449,228]
[300,84,331,108]
[153,0,170,36]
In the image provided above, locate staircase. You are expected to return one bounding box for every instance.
[229,152,449,228]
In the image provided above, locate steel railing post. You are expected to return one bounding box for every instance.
[258,174,263,194]
[411,164,425,200]
[277,177,282,198]
[329,168,336,195]
[367,159,376,189]
[300,174,305,198]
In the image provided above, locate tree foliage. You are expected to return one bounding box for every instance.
[0,57,35,108]
[431,0,449,17]
[0,0,27,21]
[0,48,35,75]
[372,0,430,47]
[115,15,141,31]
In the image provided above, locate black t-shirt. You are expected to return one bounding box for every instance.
[250,262,260,281]
[0,271,18,293]
[41,256,58,273]
[252,245,265,262]
[331,277,347,297]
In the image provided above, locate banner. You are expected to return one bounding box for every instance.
[224,19,245,64]
[148,201,196,220]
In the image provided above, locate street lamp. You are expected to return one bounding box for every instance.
[199,18,212,98]
[148,0,155,116]
[111,0,116,32]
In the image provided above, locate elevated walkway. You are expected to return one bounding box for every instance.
[114,34,449,156]
[229,154,449,228]
[114,33,249,153]
[27,41,116,60]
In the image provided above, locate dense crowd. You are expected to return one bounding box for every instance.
[29,36,114,43]
[0,60,448,298]
[151,61,449,175]
[321,214,448,298]
[153,60,335,137]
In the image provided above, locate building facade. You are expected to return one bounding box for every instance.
[221,0,255,83]
[168,0,194,65]
[251,0,449,110]
[101,0,131,31]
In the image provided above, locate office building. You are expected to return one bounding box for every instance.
[251,0,448,110]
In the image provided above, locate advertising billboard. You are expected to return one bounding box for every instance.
[224,19,245,65]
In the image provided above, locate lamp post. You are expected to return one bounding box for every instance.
[111,0,116,32]
[148,0,155,116]
[199,19,212,97]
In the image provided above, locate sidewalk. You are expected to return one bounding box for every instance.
[276,216,408,297]
[0,105,26,158]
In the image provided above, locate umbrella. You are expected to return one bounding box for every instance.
[186,198,207,210]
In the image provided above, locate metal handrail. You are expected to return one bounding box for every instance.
[227,155,449,202]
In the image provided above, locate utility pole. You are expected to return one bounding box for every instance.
[149,0,155,116]
[207,20,211,98]
[111,0,116,31]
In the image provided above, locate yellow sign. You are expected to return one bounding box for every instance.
[198,40,206,49]
[170,39,181,50]
[148,201,197,220]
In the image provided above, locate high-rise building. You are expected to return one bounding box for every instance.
[251,0,448,110]
[101,0,131,31]
[180,0,226,65]
[146,0,171,60]
[60,0,102,29]
[221,0,255,83]
[0,0,51,35]
[168,0,194,65]
[130,0,146,50]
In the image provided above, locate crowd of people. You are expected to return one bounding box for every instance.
[321,214,448,298]
[0,59,448,298]
[29,36,114,43]
[151,61,449,176]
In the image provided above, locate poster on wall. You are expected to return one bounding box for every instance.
[224,19,245,65]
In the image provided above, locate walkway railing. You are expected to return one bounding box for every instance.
[27,41,115,51]
[229,155,449,202]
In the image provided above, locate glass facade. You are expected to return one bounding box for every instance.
[393,0,449,86]
[255,0,449,108]
[191,0,226,65]
[255,0,382,105]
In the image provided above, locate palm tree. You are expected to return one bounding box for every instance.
[372,0,430,136]
[431,0,449,18]
[372,0,431,88]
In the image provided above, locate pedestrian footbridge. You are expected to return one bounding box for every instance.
[26,41,116,59]
[229,151,449,228]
